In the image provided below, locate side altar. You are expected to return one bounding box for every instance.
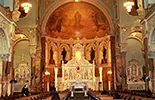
[55,43,99,91]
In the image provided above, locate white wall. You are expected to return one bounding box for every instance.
[144,0,155,9]
[2,0,14,11]
[126,38,145,66]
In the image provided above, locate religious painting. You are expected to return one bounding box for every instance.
[46,2,110,39]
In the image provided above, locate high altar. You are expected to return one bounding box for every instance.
[55,43,98,91]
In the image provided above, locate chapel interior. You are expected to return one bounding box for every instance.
[0,0,155,100]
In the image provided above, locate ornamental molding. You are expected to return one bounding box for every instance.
[46,35,110,46]
[15,28,37,45]
[120,24,143,42]
[119,42,128,53]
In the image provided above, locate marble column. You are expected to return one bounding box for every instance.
[119,42,128,90]
[99,67,103,91]
[149,51,155,94]
[0,58,2,97]
[29,44,37,91]
[153,58,155,94]
[120,52,127,90]
[0,54,10,97]
[30,56,36,91]
[54,68,58,91]
[41,36,46,91]
[110,36,116,90]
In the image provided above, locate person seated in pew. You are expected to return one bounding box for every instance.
[52,91,60,100]
[21,84,30,96]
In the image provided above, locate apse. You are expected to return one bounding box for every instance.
[46,2,110,39]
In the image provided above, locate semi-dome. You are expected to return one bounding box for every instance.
[46,2,110,39]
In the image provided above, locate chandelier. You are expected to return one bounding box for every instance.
[124,0,134,12]
[21,0,32,13]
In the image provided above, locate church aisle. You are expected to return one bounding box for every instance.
[44,91,113,100]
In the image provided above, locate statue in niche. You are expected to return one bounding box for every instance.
[61,48,67,62]
[90,47,95,63]
[102,46,107,63]
[49,47,55,64]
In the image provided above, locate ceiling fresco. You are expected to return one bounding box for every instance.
[46,2,110,39]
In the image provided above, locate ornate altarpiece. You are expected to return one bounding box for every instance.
[126,59,145,90]
[56,43,97,91]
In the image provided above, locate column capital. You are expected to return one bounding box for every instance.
[119,43,128,53]
[0,54,10,61]
[120,51,127,56]
[29,45,37,58]
[149,51,155,58]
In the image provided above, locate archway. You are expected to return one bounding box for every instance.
[41,1,113,91]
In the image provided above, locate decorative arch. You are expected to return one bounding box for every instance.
[85,42,97,61]
[126,37,143,45]
[41,0,114,35]
[121,26,143,43]
[148,27,155,51]
[98,40,110,63]
[47,41,57,64]
[59,43,72,61]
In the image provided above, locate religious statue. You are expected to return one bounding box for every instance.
[90,47,95,62]
[61,48,67,61]
[103,46,106,60]
[101,46,107,64]
[49,47,55,64]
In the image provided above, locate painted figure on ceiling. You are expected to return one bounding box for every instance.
[74,11,83,30]
[91,12,109,32]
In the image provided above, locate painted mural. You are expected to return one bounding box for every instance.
[46,2,110,39]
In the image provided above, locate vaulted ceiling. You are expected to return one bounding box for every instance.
[46,2,110,39]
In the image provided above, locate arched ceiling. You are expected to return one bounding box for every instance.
[46,2,110,39]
